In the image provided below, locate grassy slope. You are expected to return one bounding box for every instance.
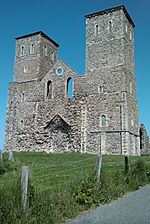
[1,152,150,191]
[1,152,150,224]
[1,152,96,191]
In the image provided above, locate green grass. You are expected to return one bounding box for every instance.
[1,152,150,224]
[1,152,97,191]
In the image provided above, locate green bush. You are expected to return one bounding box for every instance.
[73,159,150,210]
[126,158,150,190]
[131,159,147,181]
[74,175,97,206]
[73,170,127,207]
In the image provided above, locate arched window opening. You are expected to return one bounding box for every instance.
[130,82,132,94]
[67,77,73,98]
[21,120,24,128]
[131,118,134,127]
[44,46,48,56]
[21,93,25,102]
[21,46,24,56]
[101,115,106,127]
[95,24,99,36]
[98,83,106,94]
[108,21,112,32]
[30,43,34,54]
[51,51,55,63]
[130,32,132,40]
[98,85,103,93]
[23,66,28,73]
[47,80,52,99]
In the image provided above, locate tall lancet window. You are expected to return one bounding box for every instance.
[47,80,52,99]
[23,66,28,73]
[67,77,73,98]
[130,82,132,94]
[51,51,55,63]
[108,20,112,32]
[131,118,134,127]
[30,43,34,54]
[20,46,25,56]
[21,93,25,102]
[101,115,106,127]
[130,32,132,40]
[20,120,24,128]
[44,46,48,56]
[98,85,104,93]
[95,24,99,36]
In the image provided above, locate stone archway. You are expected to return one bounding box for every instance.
[44,115,71,152]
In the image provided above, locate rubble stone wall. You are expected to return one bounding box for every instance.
[4,6,142,155]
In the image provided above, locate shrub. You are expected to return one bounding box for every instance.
[73,170,127,207]
[73,159,150,210]
[126,158,150,190]
[74,175,97,206]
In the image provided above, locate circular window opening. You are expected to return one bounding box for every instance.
[56,67,63,76]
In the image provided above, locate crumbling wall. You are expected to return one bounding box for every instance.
[140,124,150,155]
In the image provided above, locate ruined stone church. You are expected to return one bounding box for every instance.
[4,5,141,155]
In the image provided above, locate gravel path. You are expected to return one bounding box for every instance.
[66,184,150,224]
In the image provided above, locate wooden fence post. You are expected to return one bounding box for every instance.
[125,155,130,173]
[96,153,102,183]
[21,166,29,210]
[8,149,14,162]
[0,150,3,163]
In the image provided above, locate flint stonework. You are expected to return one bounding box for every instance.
[140,124,150,155]
[4,6,143,155]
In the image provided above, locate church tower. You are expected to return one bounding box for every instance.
[85,5,135,91]
[13,31,59,82]
[84,5,140,155]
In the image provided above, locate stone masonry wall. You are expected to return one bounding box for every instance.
[4,6,141,155]
[13,33,58,82]
[140,124,150,155]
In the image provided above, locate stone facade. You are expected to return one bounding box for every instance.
[4,6,141,155]
[140,124,150,155]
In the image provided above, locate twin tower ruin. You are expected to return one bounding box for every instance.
[4,5,141,155]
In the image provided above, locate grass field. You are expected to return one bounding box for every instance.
[1,152,143,191]
[1,152,97,191]
[1,152,150,224]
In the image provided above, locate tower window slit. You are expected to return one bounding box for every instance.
[101,115,106,127]
[67,77,73,98]
[44,46,48,56]
[95,25,99,36]
[30,43,34,54]
[51,51,55,62]
[98,85,104,93]
[21,120,24,128]
[130,32,132,40]
[108,21,112,32]
[21,46,24,56]
[47,80,52,99]
[21,93,25,102]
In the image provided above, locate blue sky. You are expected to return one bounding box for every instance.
[0,0,150,149]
